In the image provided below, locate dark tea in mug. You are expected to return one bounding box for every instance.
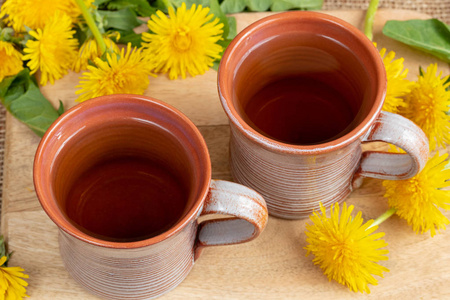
[65,156,188,242]
[244,74,356,145]
[236,33,370,146]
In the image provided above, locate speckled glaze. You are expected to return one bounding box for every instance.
[34,95,268,299]
[218,11,429,219]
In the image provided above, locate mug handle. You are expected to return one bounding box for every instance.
[352,111,429,188]
[194,179,268,260]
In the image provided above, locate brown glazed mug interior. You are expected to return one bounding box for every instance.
[33,94,211,248]
[218,11,386,152]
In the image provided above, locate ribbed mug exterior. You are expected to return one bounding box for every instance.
[59,222,197,300]
[229,125,362,219]
[34,95,268,299]
[218,11,429,219]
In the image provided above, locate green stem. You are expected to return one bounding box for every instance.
[74,0,106,54]
[364,0,379,41]
[161,0,174,10]
[369,207,397,228]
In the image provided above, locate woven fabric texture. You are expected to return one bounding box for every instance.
[323,0,450,23]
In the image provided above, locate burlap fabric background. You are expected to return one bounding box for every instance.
[324,0,449,23]
[0,0,448,210]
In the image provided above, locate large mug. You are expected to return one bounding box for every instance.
[33,94,268,299]
[218,11,429,219]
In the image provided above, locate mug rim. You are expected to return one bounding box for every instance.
[33,94,212,249]
[218,11,387,154]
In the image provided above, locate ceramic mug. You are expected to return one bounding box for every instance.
[33,94,268,299]
[218,11,429,219]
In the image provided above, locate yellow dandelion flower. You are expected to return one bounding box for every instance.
[0,0,93,32]
[66,0,95,22]
[0,41,23,82]
[0,0,71,31]
[383,152,450,236]
[0,256,29,299]
[305,202,389,293]
[22,12,78,86]
[0,0,93,31]
[73,37,120,73]
[403,63,450,151]
[378,47,413,113]
[141,3,223,80]
[76,43,155,102]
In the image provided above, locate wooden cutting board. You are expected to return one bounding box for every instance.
[2,9,450,299]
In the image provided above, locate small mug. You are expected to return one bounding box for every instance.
[217,11,429,219]
[33,94,268,299]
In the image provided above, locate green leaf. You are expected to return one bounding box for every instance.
[57,100,65,116]
[0,28,14,41]
[167,0,210,8]
[270,0,323,11]
[97,0,156,16]
[220,0,322,13]
[210,18,236,70]
[205,3,237,70]
[134,0,156,16]
[212,38,232,70]
[220,0,246,13]
[74,23,89,45]
[117,30,143,47]
[150,0,210,13]
[246,0,271,11]
[419,66,424,77]
[98,8,144,32]
[209,0,229,38]
[0,69,61,137]
[444,74,450,92]
[0,236,6,259]
[152,0,170,11]
[226,16,237,39]
[94,0,110,6]
[0,236,10,266]
[383,19,450,63]
[212,60,221,71]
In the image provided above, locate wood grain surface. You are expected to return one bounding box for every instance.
[2,9,450,300]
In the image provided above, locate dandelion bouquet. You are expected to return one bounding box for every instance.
[0,0,241,136]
